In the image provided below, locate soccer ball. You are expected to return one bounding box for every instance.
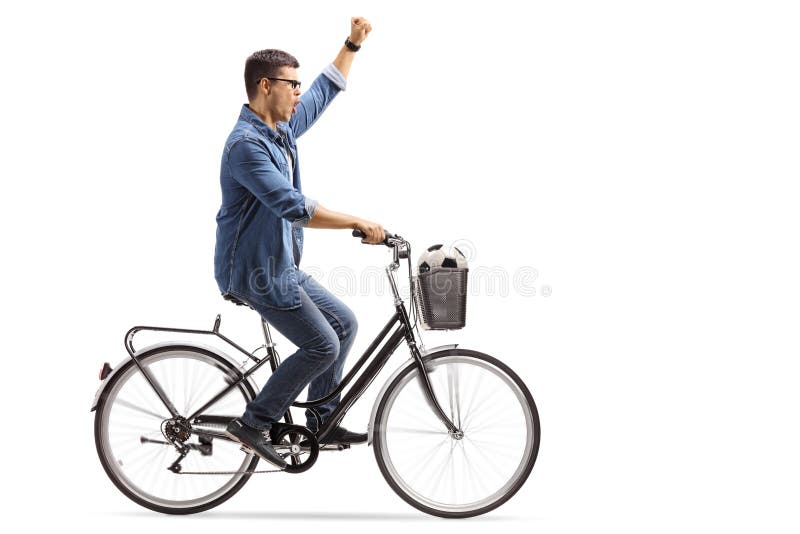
[417,244,468,274]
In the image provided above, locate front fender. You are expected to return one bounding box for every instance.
[366,344,458,446]
[89,341,258,412]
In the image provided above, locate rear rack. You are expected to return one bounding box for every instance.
[124,314,262,364]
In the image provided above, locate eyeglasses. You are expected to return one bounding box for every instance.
[261,77,302,90]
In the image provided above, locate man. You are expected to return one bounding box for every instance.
[214,17,385,468]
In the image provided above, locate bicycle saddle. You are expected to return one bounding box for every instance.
[222,293,253,310]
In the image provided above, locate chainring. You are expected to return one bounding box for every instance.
[272,424,319,474]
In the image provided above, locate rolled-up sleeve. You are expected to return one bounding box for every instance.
[227,139,315,226]
[322,63,347,91]
[291,197,318,228]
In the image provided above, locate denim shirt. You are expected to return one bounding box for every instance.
[214,64,346,310]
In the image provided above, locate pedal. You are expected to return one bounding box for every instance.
[319,443,350,451]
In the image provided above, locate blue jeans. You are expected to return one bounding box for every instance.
[240,269,358,432]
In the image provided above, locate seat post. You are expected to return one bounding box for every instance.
[261,318,281,373]
[260,318,275,348]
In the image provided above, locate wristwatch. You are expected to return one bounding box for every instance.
[344,37,361,52]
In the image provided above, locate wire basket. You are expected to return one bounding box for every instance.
[413,267,468,330]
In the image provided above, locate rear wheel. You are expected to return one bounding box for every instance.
[373,349,540,518]
[94,346,259,514]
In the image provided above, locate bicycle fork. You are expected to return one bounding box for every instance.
[396,300,460,435]
[408,341,460,435]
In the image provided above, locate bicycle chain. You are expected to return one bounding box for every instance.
[174,445,340,475]
[172,445,339,475]
[176,468,285,475]
[174,446,287,475]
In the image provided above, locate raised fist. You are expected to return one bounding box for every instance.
[350,17,372,46]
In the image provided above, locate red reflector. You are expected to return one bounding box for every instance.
[99,362,113,380]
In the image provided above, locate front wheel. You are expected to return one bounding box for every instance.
[372,349,540,518]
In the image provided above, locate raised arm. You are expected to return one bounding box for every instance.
[333,17,372,80]
[290,17,372,137]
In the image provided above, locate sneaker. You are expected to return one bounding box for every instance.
[225,418,287,468]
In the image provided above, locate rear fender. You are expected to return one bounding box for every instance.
[89,341,257,412]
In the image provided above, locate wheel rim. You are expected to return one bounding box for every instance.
[98,350,256,509]
[377,355,536,513]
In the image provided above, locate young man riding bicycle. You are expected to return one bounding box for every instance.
[213,17,385,467]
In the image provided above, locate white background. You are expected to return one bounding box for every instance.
[1,0,798,532]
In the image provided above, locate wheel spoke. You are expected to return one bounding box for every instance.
[401,436,451,487]
[113,398,166,420]
[390,403,447,433]
[184,366,222,415]
[447,364,463,428]
[460,383,509,429]
[462,436,513,487]
[386,426,449,436]
[464,435,523,463]
[461,440,492,497]
[459,370,485,428]
[127,374,169,422]
[426,439,456,499]
[468,418,527,435]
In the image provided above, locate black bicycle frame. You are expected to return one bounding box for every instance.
[123,297,459,444]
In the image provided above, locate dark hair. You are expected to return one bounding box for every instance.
[244,49,300,101]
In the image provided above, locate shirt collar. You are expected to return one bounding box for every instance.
[239,104,287,141]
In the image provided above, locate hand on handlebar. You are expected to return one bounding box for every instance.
[353,218,386,244]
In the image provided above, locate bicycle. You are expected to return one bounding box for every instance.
[91,230,540,518]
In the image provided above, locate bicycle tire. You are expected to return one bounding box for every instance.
[372,349,540,518]
[94,345,259,514]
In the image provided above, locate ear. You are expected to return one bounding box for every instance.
[259,78,271,95]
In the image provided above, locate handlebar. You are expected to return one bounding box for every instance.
[352,229,397,247]
[352,229,409,259]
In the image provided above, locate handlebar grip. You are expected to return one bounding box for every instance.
[352,229,395,246]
